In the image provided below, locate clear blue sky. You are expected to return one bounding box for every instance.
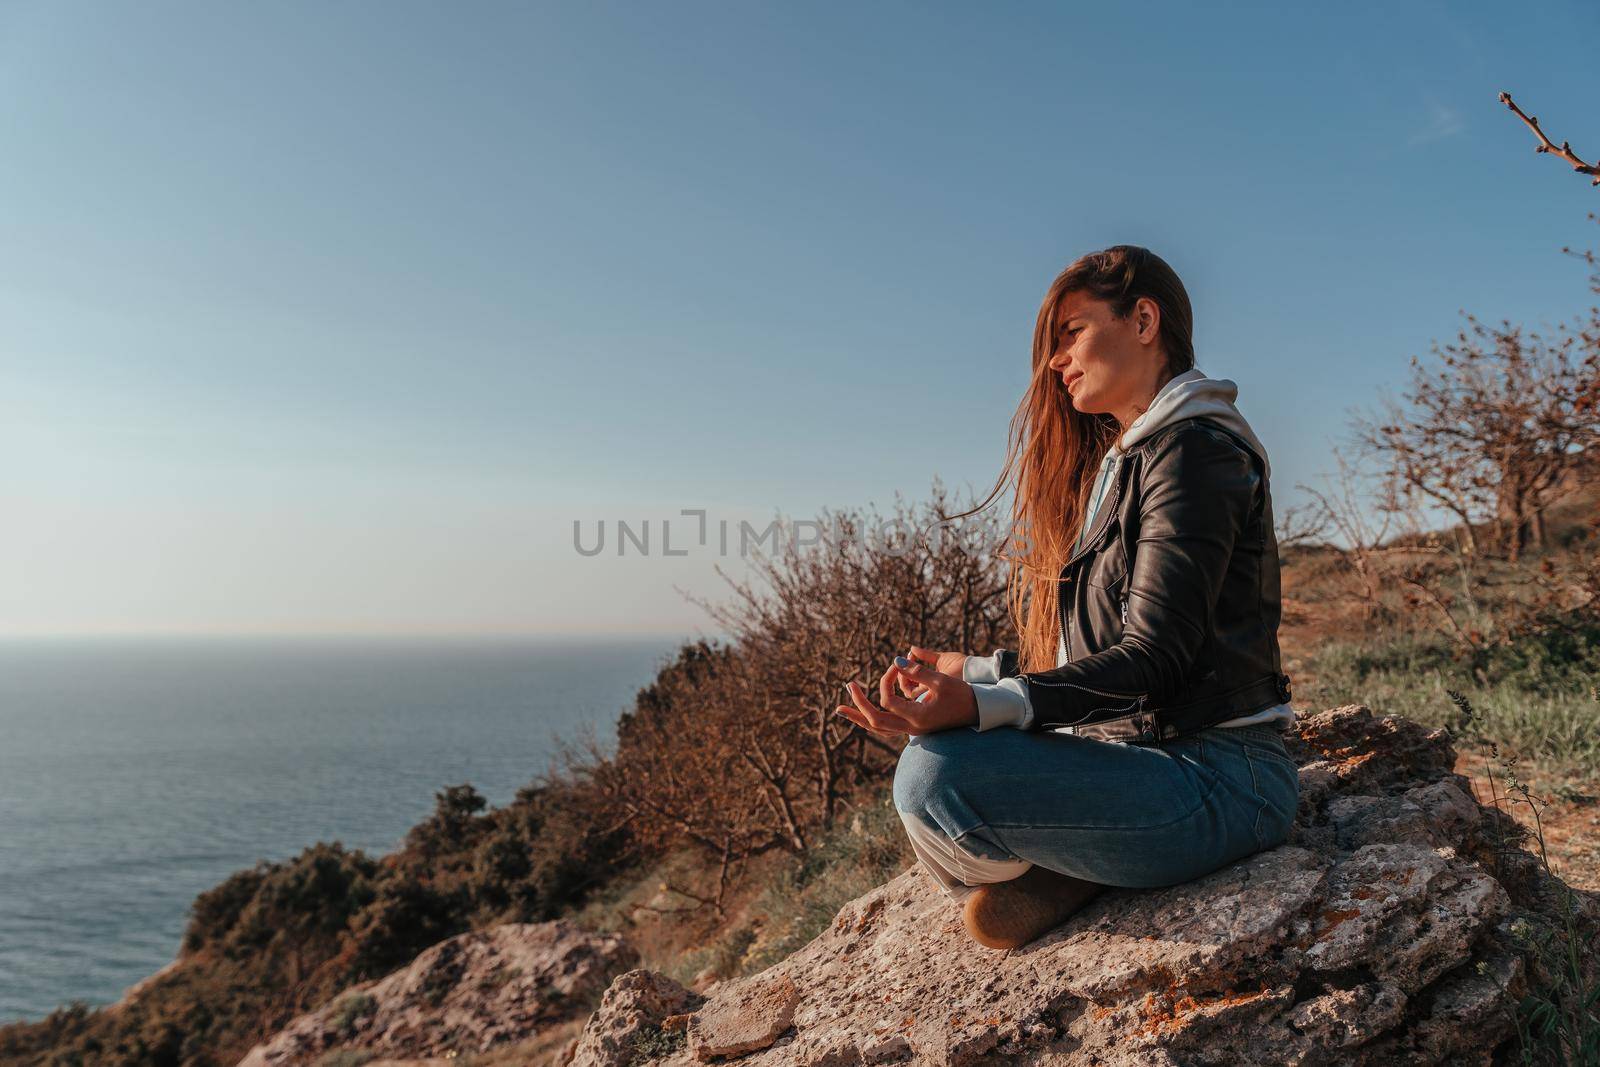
[2,0,1596,638]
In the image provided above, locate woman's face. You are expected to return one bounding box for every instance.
[1045,290,1166,425]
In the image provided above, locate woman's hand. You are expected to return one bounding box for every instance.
[908,645,968,679]
[835,658,978,738]
[890,646,967,701]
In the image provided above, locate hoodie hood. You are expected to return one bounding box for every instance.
[1110,367,1272,478]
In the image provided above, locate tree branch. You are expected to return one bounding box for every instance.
[1499,91,1600,186]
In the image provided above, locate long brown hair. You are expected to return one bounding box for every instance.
[947,245,1197,672]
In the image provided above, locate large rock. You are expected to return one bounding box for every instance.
[237,920,636,1066]
[572,705,1600,1066]
[568,969,705,1067]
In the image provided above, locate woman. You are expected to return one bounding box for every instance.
[834,245,1300,951]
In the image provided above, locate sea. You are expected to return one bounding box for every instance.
[0,634,687,1025]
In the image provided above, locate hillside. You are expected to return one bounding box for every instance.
[227,706,1600,1065]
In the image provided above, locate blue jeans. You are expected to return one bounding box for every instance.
[892,722,1300,892]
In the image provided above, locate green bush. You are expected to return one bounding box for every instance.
[328,992,377,1034]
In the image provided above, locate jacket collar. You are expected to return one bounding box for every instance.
[1063,413,1256,571]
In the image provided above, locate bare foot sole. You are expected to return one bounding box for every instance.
[961,864,1108,950]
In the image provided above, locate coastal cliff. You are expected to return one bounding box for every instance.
[232,705,1598,1066]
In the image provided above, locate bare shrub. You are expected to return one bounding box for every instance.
[574,480,1014,913]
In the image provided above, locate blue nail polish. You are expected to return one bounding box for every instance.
[894,655,912,669]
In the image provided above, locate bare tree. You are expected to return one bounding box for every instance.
[566,482,1016,914]
[1355,313,1597,562]
[684,481,1016,831]
[582,640,805,914]
[1274,497,1332,552]
[1559,211,1600,461]
[1295,447,1404,619]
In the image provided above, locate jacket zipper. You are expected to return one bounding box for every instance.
[1030,682,1144,729]
[1058,455,1128,662]
[1047,453,1151,731]
[1063,456,1128,570]
[1026,675,1145,699]
[1058,561,1072,663]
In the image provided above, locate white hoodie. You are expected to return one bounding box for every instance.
[964,367,1296,734]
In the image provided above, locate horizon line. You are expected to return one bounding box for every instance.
[0,629,711,642]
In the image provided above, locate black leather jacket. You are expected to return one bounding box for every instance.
[988,415,1293,742]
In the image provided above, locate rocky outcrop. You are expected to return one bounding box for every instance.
[237,920,636,1066]
[571,705,1600,1066]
